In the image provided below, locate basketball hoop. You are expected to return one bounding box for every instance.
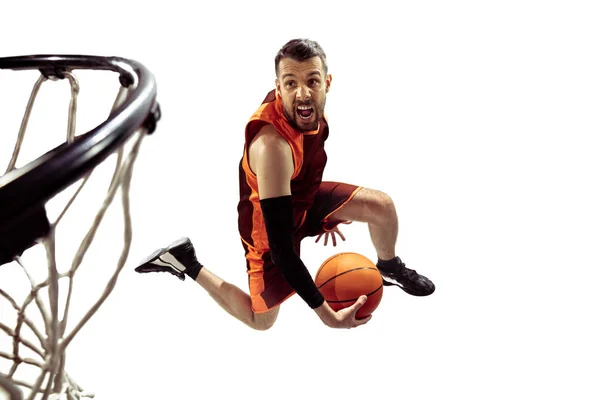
[0,55,161,400]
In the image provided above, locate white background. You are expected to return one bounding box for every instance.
[1,0,599,399]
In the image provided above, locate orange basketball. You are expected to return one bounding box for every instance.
[314,252,384,319]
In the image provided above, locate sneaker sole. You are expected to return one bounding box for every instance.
[136,237,191,276]
[382,275,435,296]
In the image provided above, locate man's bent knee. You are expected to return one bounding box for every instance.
[251,306,279,331]
[331,187,396,225]
[360,189,395,223]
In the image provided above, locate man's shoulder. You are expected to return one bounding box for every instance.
[248,123,293,175]
[250,124,286,149]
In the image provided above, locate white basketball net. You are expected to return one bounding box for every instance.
[0,67,148,400]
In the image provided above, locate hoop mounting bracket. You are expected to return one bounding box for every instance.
[143,102,161,135]
[39,66,67,80]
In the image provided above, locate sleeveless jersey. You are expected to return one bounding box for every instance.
[237,89,329,254]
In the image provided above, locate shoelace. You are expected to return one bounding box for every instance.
[397,263,420,281]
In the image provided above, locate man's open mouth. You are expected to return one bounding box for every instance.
[297,104,314,120]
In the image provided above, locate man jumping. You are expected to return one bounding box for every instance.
[135,38,435,330]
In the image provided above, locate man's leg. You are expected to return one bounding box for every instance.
[134,237,279,330]
[195,267,279,330]
[319,184,435,296]
[328,187,398,261]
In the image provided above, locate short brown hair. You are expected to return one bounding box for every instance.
[275,38,328,77]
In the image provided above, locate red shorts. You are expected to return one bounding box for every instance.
[241,181,362,313]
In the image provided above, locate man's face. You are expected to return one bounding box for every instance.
[276,56,331,132]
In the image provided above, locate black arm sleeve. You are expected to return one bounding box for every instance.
[259,195,325,309]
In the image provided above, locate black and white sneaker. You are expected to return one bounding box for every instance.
[377,257,435,296]
[134,237,198,281]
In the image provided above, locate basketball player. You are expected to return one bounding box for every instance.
[135,39,435,330]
